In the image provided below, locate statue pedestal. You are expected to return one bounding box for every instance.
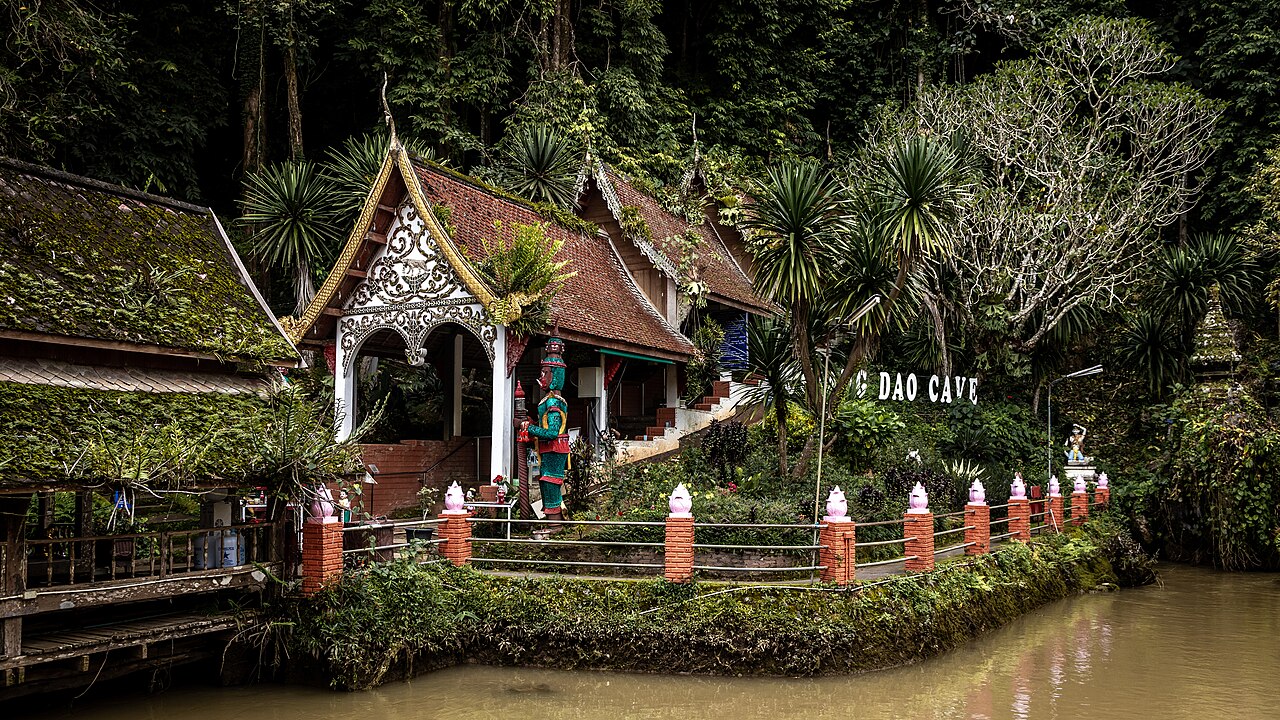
[1064,464,1096,487]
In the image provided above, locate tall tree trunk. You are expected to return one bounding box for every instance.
[285,39,304,161]
[241,22,267,176]
[775,401,789,479]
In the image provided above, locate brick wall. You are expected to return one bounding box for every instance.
[358,437,487,516]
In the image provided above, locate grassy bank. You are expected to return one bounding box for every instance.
[274,515,1151,690]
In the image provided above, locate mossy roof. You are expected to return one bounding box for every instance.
[0,158,297,364]
[0,380,272,489]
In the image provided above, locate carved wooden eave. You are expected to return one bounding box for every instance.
[285,142,499,350]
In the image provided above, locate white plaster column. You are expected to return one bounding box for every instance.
[488,325,511,482]
[665,363,680,410]
[595,354,609,442]
[334,327,357,441]
[451,333,463,438]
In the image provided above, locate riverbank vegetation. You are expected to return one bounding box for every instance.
[275,516,1150,690]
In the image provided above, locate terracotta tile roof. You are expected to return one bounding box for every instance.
[603,167,770,314]
[412,163,694,360]
[0,356,273,395]
[0,158,296,363]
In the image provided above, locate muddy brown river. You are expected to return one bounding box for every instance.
[16,564,1280,719]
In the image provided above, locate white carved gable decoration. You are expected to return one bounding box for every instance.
[337,201,497,369]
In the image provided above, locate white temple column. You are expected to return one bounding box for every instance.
[595,354,609,442]
[488,325,511,482]
[451,334,463,438]
[665,363,679,410]
[334,328,357,441]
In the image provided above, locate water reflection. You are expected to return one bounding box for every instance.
[21,565,1280,720]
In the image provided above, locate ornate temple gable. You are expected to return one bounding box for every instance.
[287,141,499,351]
[337,200,496,370]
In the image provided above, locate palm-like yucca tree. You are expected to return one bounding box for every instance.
[1157,233,1258,321]
[1119,310,1183,395]
[324,132,435,218]
[240,161,345,317]
[868,134,976,304]
[741,161,849,409]
[498,126,581,209]
[742,315,802,478]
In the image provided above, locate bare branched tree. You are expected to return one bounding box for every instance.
[907,17,1222,359]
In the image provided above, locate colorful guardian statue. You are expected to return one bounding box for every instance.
[522,337,571,522]
[1065,423,1089,464]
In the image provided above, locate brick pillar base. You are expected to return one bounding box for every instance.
[302,519,343,596]
[664,516,695,582]
[964,504,989,555]
[1096,487,1110,507]
[904,512,935,572]
[1009,498,1031,542]
[441,512,473,566]
[819,518,856,585]
[1071,492,1089,525]
[1048,495,1065,532]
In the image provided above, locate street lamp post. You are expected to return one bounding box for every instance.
[814,295,882,522]
[1046,365,1103,482]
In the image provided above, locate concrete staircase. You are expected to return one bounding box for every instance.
[615,377,759,462]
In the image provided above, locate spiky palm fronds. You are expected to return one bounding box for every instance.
[868,134,975,266]
[323,132,435,217]
[1157,233,1259,320]
[741,161,850,308]
[240,161,345,316]
[1119,310,1183,395]
[741,314,803,478]
[497,126,581,209]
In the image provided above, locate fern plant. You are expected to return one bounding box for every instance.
[473,222,575,337]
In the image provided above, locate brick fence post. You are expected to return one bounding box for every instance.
[903,482,934,572]
[1047,476,1065,533]
[819,487,856,585]
[301,518,343,596]
[665,483,694,582]
[1071,475,1090,526]
[964,478,990,555]
[1008,473,1031,542]
[440,481,472,566]
[1095,472,1110,507]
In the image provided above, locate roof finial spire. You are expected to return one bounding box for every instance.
[381,72,398,147]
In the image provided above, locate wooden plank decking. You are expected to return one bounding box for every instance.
[1,612,241,671]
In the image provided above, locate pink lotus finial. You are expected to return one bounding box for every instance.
[968,479,986,505]
[669,483,693,517]
[309,484,336,523]
[1097,472,1109,489]
[825,487,849,521]
[1011,472,1027,500]
[908,482,929,514]
[1049,476,1062,497]
[442,481,467,514]
[1073,476,1087,494]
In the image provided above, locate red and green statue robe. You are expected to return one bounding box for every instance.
[527,392,570,510]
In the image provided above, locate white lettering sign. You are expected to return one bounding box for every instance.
[863,371,979,405]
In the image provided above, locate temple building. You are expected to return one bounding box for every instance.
[0,159,299,695]
[285,142,769,515]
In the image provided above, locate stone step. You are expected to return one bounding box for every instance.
[694,402,714,411]
[712,380,731,398]
[646,426,670,438]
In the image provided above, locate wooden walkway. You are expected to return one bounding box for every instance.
[2,612,240,673]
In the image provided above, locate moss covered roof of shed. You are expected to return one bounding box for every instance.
[0,158,296,363]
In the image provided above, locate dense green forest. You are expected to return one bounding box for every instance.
[4,1,1279,568]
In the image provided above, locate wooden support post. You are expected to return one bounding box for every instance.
[819,519,856,585]
[301,519,343,596]
[2,495,29,659]
[1009,498,1031,542]
[903,512,935,572]
[440,512,472,567]
[1071,491,1089,525]
[964,503,989,555]
[664,516,695,583]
